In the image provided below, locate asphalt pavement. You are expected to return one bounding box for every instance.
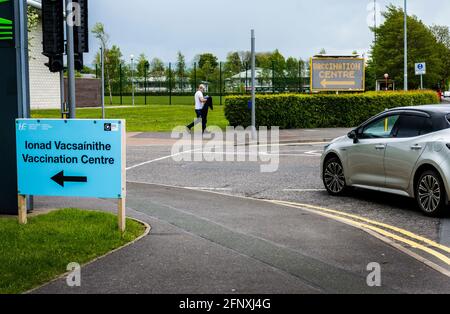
[32,128,450,294]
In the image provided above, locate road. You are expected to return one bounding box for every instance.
[33,130,450,294]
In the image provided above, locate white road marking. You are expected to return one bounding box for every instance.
[283,189,327,192]
[183,187,232,191]
[126,148,202,171]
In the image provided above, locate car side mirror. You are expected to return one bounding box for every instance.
[348,130,359,144]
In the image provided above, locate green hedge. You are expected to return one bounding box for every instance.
[224,91,440,129]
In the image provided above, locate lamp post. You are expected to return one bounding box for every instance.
[101,44,105,118]
[384,73,389,91]
[404,0,408,91]
[131,54,135,106]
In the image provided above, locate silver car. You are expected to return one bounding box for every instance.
[321,105,450,217]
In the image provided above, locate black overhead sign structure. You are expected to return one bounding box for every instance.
[0,0,29,214]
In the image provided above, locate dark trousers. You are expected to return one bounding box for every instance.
[187,109,208,132]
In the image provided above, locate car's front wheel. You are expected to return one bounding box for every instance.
[323,157,347,196]
[416,170,447,217]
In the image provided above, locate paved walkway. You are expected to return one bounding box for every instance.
[33,183,450,294]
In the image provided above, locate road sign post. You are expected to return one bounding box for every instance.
[415,63,426,90]
[310,57,365,92]
[15,119,127,231]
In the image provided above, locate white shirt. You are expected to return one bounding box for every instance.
[195,91,204,110]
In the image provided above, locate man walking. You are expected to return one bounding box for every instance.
[187,84,207,132]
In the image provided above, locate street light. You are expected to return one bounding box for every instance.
[384,73,389,91]
[130,54,135,106]
[404,0,408,91]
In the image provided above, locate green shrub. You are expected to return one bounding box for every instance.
[224,91,440,129]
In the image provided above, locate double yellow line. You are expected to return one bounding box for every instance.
[270,200,450,275]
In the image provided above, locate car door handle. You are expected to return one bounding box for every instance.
[411,145,423,150]
[375,145,386,150]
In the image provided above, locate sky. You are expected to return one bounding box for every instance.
[86,0,450,66]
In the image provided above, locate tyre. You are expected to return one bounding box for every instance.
[323,157,347,196]
[416,170,447,217]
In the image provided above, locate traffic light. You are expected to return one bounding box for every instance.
[73,0,89,71]
[45,55,64,73]
[42,0,64,72]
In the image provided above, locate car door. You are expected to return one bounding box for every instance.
[346,114,400,187]
[384,114,432,191]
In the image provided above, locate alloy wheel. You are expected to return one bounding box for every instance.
[324,161,346,194]
[418,175,441,213]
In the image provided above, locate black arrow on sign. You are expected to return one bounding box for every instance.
[51,171,88,187]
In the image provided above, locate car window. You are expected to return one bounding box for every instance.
[361,115,400,139]
[394,115,433,138]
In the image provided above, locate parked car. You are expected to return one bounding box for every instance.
[444,91,450,98]
[321,105,450,216]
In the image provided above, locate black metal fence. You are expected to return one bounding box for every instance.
[95,61,310,105]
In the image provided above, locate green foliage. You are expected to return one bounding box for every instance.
[224,91,439,129]
[0,209,145,294]
[27,6,39,56]
[33,104,228,132]
[136,53,149,78]
[367,5,449,90]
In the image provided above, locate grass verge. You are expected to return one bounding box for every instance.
[0,208,146,294]
[32,105,228,132]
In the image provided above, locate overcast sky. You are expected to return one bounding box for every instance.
[86,0,450,65]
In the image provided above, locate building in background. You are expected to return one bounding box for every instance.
[27,0,61,109]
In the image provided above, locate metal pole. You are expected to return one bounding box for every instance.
[65,0,76,118]
[420,74,423,90]
[219,62,222,105]
[101,45,105,118]
[17,0,33,211]
[374,0,377,90]
[131,55,135,106]
[245,62,248,94]
[251,30,256,140]
[194,63,197,91]
[145,63,148,105]
[119,63,123,105]
[272,61,275,93]
[60,70,65,118]
[404,0,408,91]
[169,62,172,105]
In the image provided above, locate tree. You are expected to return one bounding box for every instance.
[238,51,251,69]
[224,52,242,76]
[197,53,219,69]
[286,57,299,78]
[136,54,149,79]
[176,51,186,90]
[150,58,165,90]
[367,5,444,90]
[270,49,286,78]
[430,25,450,90]
[94,45,123,99]
[92,23,116,104]
[27,6,39,53]
[195,53,219,83]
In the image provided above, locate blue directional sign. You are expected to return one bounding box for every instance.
[415,62,426,75]
[16,119,126,199]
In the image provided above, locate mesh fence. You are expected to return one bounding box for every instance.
[95,60,310,105]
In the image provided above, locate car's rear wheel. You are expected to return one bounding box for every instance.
[416,170,447,217]
[323,157,347,196]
